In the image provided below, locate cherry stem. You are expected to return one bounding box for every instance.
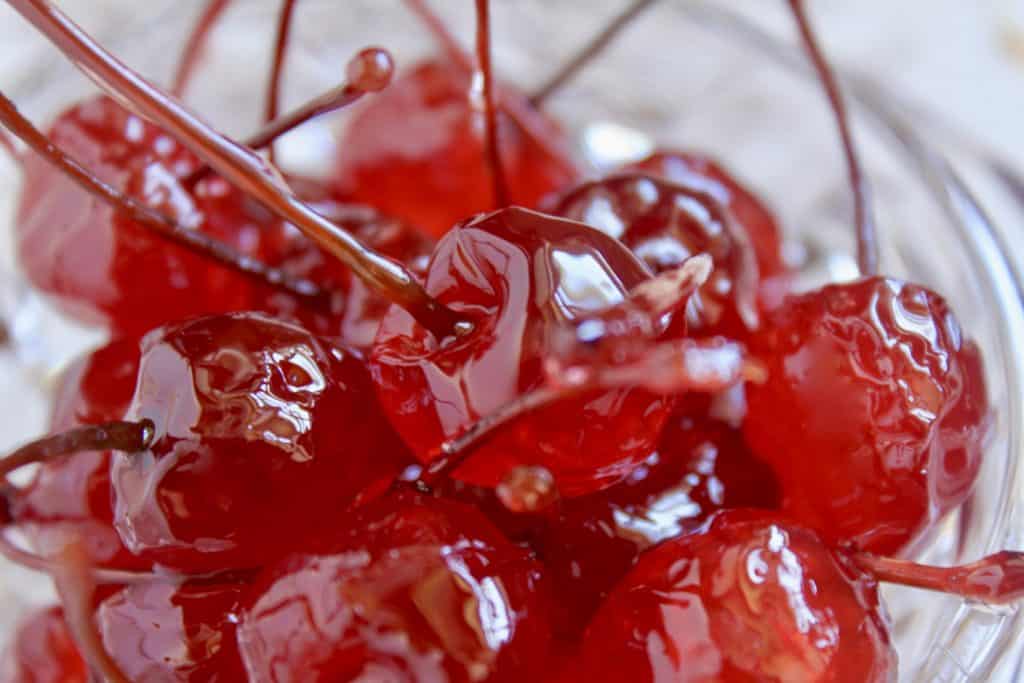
[171,0,234,97]
[557,173,760,330]
[403,0,473,72]
[418,386,565,488]
[265,0,298,164]
[855,551,1024,606]
[788,0,878,276]
[0,531,163,586]
[184,47,394,187]
[53,544,131,683]
[474,0,510,209]
[529,0,657,106]
[8,0,462,338]
[0,128,18,164]
[0,420,155,484]
[0,91,325,304]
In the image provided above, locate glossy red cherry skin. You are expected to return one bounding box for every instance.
[237,492,552,682]
[371,207,674,496]
[10,337,147,569]
[743,277,989,554]
[0,607,87,683]
[15,96,285,335]
[96,581,246,681]
[554,151,788,335]
[578,510,897,682]
[110,312,412,572]
[537,414,779,639]
[332,60,579,237]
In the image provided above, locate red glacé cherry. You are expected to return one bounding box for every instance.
[0,607,87,683]
[553,151,787,336]
[536,414,780,639]
[370,207,675,496]
[744,276,989,554]
[577,510,897,682]
[10,336,147,569]
[96,580,246,681]
[237,492,552,682]
[110,311,412,572]
[15,96,288,335]
[332,59,579,237]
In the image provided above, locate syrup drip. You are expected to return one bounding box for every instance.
[0,420,154,484]
[171,0,234,96]
[474,0,510,208]
[265,0,298,163]
[530,0,657,106]
[856,551,1024,605]
[0,91,325,304]
[7,0,462,338]
[788,0,878,276]
[184,47,394,185]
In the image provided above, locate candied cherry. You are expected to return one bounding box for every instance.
[15,95,288,335]
[96,580,246,681]
[577,510,896,682]
[553,151,788,336]
[536,414,780,639]
[332,59,579,237]
[370,207,676,496]
[110,311,412,572]
[0,606,87,683]
[9,337,147,569]
[743,276,989,554]
[237,492,551,682]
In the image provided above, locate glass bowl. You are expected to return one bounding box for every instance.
[0,2,1021,680]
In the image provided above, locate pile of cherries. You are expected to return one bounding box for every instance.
[0,1,1020,681]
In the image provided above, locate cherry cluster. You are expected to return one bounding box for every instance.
[0,1,1017,682]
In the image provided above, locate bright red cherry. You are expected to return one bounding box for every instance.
[743,277,989,554]
[237,492,552,682]
[96,580,246,681]
[332,59,579,237]
[15,95,287,335]
[553,151,789,336]
[110,312,412,572]
[370,207,676,496]
[536,414,780,639]
[10,337,147,569]
[577,510,897,682]
[0,606,87,683]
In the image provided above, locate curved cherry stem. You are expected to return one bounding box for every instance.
[474,0,509,208]
[529,0,657,106]
[0,420,155,484]
[0,91,325,304]
[265,0,298,164]
[7,0,463,339]
[0,532,164,587]
[184,47,394,186]
[171,0,234,97]
[555,172,761,330]
[855,551,1024,606]
[402,0,473,72]
[788,0,878,276]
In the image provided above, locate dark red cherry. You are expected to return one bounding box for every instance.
[554,151,788,335]
[237,492,551,682]
[370,207,675,496]
[0,606,87,683]
[332,60,579,237]
[743,276,989,554]
[578,510,896,682]
[10,337,147,569]
[110,312,412,572]
[15,96,286,335]
[96,580,246,681]
[536,414,779,639]
[267,195,434,350]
